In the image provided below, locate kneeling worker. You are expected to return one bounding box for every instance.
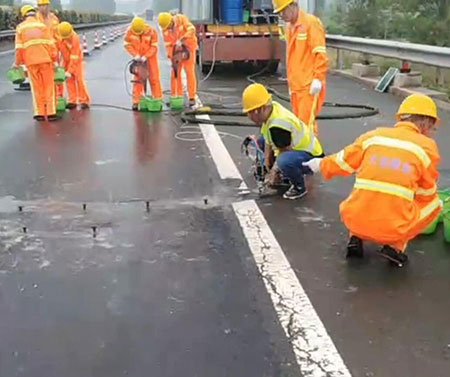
[304,94,442,265]
[243,83,324,200]
[124,17,162,111]
[57,22,90,109]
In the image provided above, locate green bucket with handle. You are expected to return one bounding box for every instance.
[54,66,66,83]
[147,98,163,112]
[170,96,184,110]
[421,189,450,236]
[6,66,26,84]
[56,97,67,112]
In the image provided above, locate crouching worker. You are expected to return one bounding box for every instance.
[242,83,324,200]
[304,94,442,266]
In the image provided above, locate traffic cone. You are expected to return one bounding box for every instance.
[109,28,114,42]
[82,33,90,56]
[103,30,108,45]
[94,31,101,49]
[114,27,119,39]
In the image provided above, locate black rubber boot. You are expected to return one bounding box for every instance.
[132,104,139,111]
[66,103,77,109]
[80,103,90,109]
[33,115,45,121]
[379,246,408,267]
[346,236,364,258]
[48,114,61,122]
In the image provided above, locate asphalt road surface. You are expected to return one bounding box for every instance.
[0,28,449,377]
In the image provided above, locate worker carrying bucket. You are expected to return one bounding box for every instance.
[242,83,324,200]
[272,0,328,136]
[304,94,443,267]
[158,12,198,108]
[13,5,59,121]
[57,22,91,109]
[124,17,163,111]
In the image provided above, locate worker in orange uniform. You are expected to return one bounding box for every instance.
[273,0,328,135]
[36,0,59,37]
[304,94,442,267]
[124,17,163,111]
[158,12,198,107]
[14,5,59,121]
[57,22,90,109]
[36,0,62,97]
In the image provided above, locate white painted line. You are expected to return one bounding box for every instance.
[0,49,14,57]
[196,114,246,182]
[233,199,352,377]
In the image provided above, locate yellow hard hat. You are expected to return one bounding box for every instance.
[131,17,145,35]
[20,5,35,18]
[158,12,173,30]
[242,83,272,113]
[272,0,295,13]
[58,22,73,39]
[396,94,440,124]
[37,0,50,5]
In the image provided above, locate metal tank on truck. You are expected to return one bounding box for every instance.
[180,0,306,73]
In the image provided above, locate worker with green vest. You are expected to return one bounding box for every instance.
[242,83,324,200]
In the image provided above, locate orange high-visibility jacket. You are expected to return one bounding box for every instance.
[15,16,57,66]
[36,11,59,40]
[57,31,83,75]
[286,9,328,92]
[124,24,159,59]
[320,121,442,244]
[162,14,198,59]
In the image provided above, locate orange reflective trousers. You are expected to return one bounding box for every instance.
[28,62,56,117]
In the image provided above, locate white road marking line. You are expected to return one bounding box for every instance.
[195,105,248,185]
[233,200,352,377]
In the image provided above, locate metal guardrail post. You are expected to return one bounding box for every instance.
[336,48,343,70]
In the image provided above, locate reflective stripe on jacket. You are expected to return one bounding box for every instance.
[285,9,328,91]
[261,101,323,156]
[15,16,57,66]
[320,121,442,243]
[58,31,83,75]
[162,14,197,58]
[124,24,159,59]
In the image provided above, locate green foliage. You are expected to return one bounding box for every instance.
[323,0,450,46]
[0,5,128,30]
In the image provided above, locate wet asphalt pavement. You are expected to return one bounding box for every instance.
[0,29,449,377]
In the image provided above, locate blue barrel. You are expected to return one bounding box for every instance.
[221,0,243,24]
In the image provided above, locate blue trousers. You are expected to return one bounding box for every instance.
[257,136,315,189]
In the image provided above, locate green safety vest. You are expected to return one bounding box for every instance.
[261,102,323,156]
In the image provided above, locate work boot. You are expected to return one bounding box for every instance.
[80,103,90,109]
[66,103,77,109]
[379,245,409,267]
[47,114,61,122]
[283,185,307,200]
[132,104,139,111]
[346,236,364,258]
[33,115,45,121]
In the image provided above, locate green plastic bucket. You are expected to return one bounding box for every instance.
[6,66,26,84]
[443,210,450,243]
[148,98,163,112]
[138,96,149,112]
[56,97,67,112]
[54,66,66,83]
[421,189,450,235]
[170,96,184,110]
